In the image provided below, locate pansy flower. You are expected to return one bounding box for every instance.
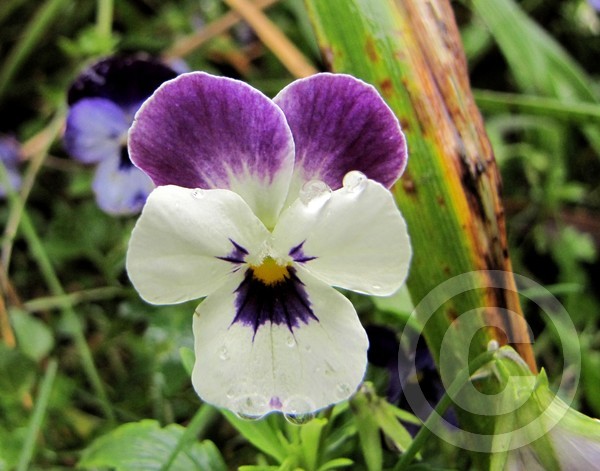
[63,55,179,215]
[0,135,22,198]
[126,72,412,417]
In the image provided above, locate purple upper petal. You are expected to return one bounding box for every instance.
[274,73,407,191]
[68,55,178,108]
[129,72,295,226]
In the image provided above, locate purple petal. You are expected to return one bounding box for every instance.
[68,55,178,108]
[129,72,295,226]
[92,156,154,215]
[64,98,129,164]
[274,73,407,192]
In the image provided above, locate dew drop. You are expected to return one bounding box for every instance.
[218,346,229,360]
[284,412,315,425]
[336,383,351,399]
[343,170,367,193]
[235,412,264,421]
[286,335,296,348]
[284,396,315,425]
[234,394,268,421]
[191,188,204,199]
[299,180,332,208]
[372,284,382,291]
[226,389,235,399]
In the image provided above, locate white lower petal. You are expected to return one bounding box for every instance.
[191,270,368,416]
[272,177,411,296]
[126,185,270,304]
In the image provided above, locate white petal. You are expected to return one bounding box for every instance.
[191,270,368,416]
[271,176,411,296]
[126,185,269,304]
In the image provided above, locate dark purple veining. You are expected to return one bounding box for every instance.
[232,267,318,338]
[288,241,316,263]
[217,239,249,265]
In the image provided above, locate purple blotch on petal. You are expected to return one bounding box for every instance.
[232,267,318,338]
[269,396,283,410]
[288,241,316,263]
[129,72,294,191]
[216,239,249,264]
[274,73,407,189]
[68,55,178,108]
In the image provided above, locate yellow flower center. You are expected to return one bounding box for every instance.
[251,257,290,286]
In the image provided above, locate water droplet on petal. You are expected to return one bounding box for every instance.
[372,284,382,291]
[284,396,315,425]
[284,412,315,425]
[234,394,268,421]
[343,170,367,193]
[336,383,351,399]
[299,180,331,208]
[218,346,229,360]
[191,188,204,199]
[226,389,236,399]
[286,335,296,348]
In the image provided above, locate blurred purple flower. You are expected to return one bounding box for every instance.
[64,55,179,215]
[366,325,457,434]
[0,135,22,198]
[589,0,600,11]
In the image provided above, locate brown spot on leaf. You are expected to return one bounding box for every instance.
[401,177,417,195]
[365,37,379,63]
[380,78,394,99]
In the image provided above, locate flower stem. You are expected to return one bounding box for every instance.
[394,350,497,470]
[96,0,113,41]
[0,0,68,103]
[16,358,58,471]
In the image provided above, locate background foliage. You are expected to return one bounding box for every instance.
[1,0,599,469]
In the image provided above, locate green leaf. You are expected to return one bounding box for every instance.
[10,309,54,361]
[374,401,414,453]
[223,411,290,463]
[78,420,227,471]
[299,418,327,470]
[317,458,354,471]
[469,0,600,156]
[350,391,383,471]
